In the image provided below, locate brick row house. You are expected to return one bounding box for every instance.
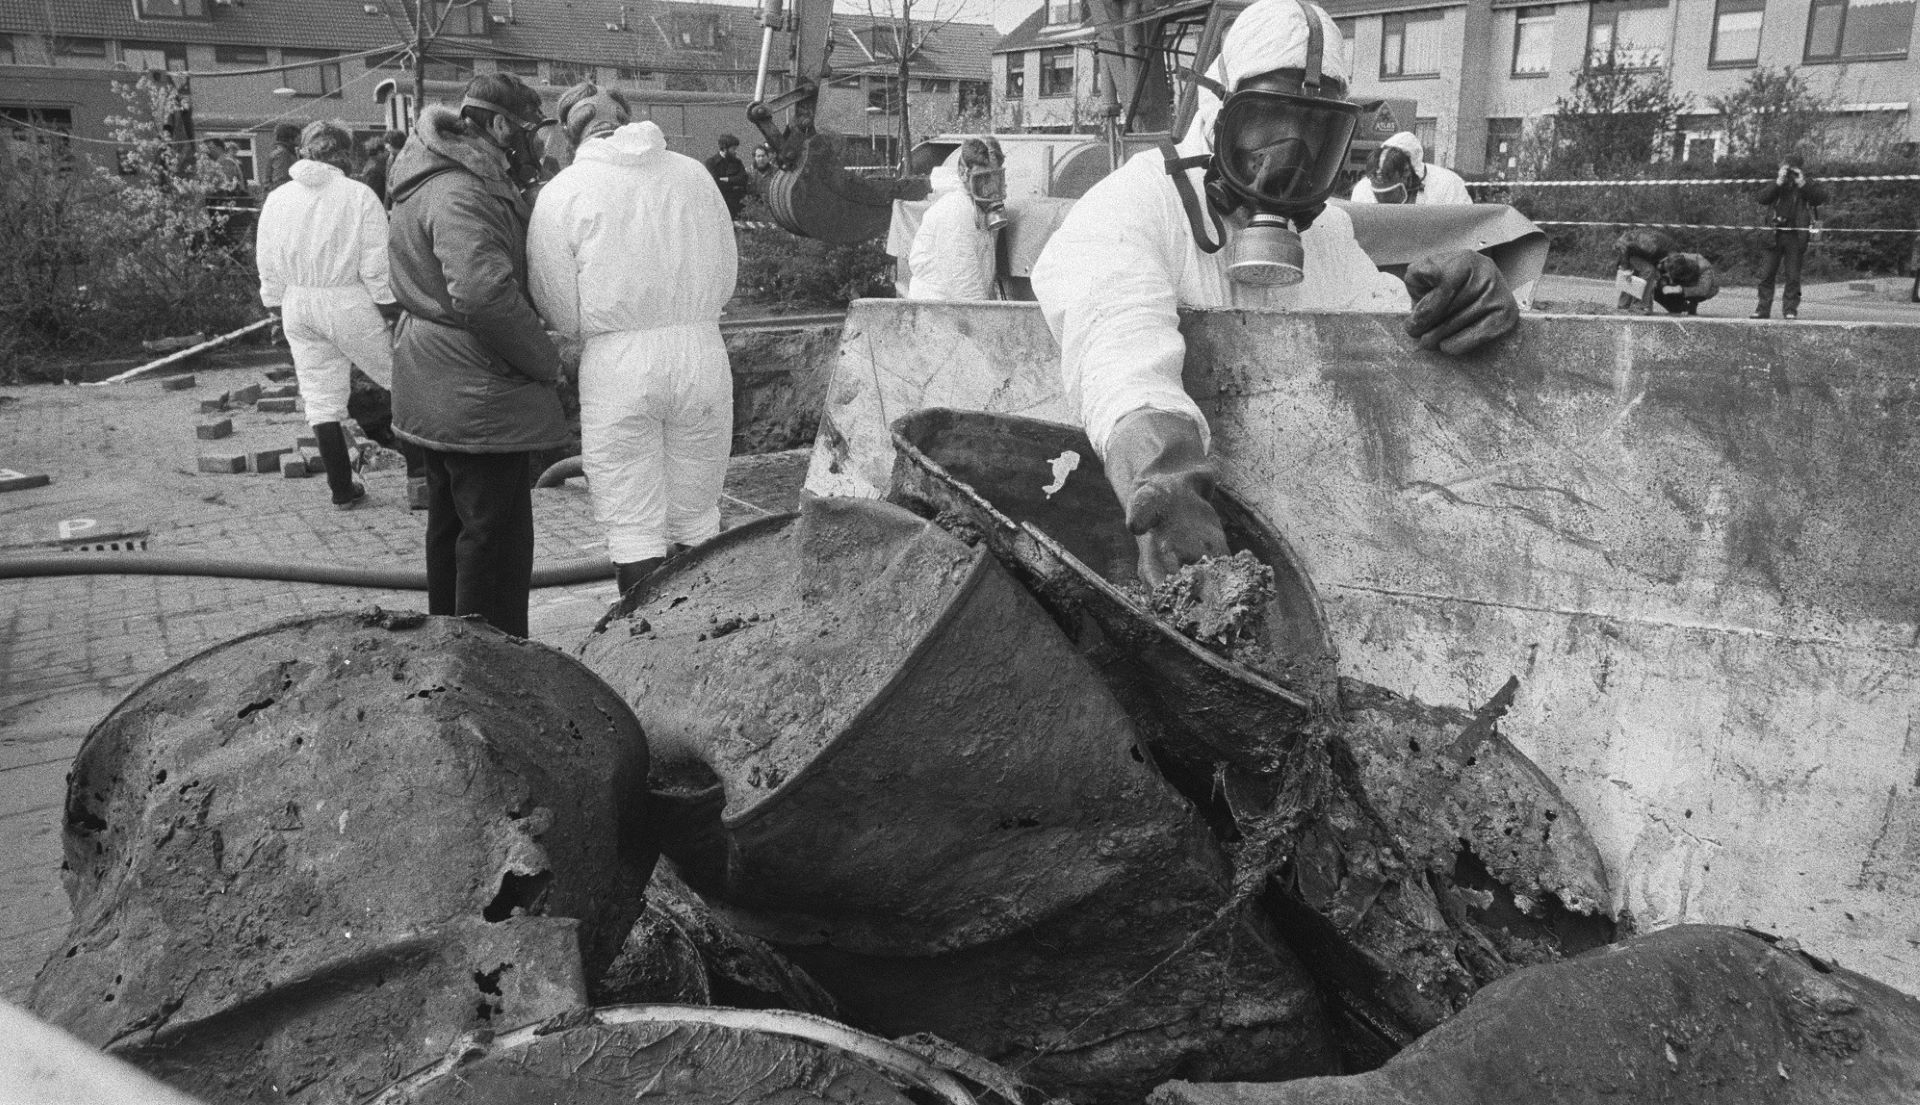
[0,0,992,177]
[1325,0,1920,174]
[984,0,1917,174]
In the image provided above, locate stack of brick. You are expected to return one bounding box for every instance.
[189,367,307,477]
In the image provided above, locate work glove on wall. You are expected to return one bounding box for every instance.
[1404,250,1520,355]
[1104,408,1229,589]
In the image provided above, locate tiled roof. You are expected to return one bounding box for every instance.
[991,5,1055,54]
[0,0,993,78]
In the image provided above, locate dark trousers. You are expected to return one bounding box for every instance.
[1756,230,1809,315]
[421,448,534,638]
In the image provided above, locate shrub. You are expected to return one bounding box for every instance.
[734,222,896,310]
[0,74,259,382]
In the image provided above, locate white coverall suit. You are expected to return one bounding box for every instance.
[1346,131,1474,206]
[256,159,395,426]
[1030,0,1407,460]
[906,188,997,301]
[528,121,739,564]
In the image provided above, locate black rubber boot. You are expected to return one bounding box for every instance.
[594,557,666,634]
[614,557,665,599]
[314,422,364,508]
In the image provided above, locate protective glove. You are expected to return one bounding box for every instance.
[1404,250,1520,355]
[1103,408,1229,589]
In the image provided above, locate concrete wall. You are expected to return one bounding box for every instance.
[806,299,1920,995]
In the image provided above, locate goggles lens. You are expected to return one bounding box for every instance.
[965,166,1006,203]
[1215,88,1361,211]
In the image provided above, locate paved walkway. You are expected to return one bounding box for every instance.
[1535,273,1920,326]
[0,358,809,999]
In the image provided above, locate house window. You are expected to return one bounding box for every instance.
[958,79,988,115]
[1,106,74,161]
[1512,7,1554,75]
[1684,135,1717,161]
[446,0,490,36]
[0,34,13,65]
[1805,0,1914,61]
[1708,0,1765,64]
[867,76,902,114]
[920,77,951,93]
[1039,46,1074,97]
[121,42,189,72]
[1414,117,1437,153]
[1381,11,1443,78]
[282,49,343,97]
[496,58,539,77]
[55,38,109,64]
[1485,117,1522,178]
[550,65,588,86]
[672,14,722,50]
[137,0,208,17]
[1004,52,1025,98]
[613,65,644,81]
[1047,0,1080,24]
[216,44,270,65]
[423,57,473,82]
[1587,0,1669,68]
[203,132,257,181]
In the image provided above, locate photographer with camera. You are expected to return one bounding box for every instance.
[1751,154,1827,320]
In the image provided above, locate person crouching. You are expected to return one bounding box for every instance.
[529,83,739,599]
[255,120,402,509]
[1652,251,1718,316]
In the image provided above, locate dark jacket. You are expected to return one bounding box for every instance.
[358,149,390,205]
[385,105,567,454]
[1757,174,1829,230]
[267,143,297,191]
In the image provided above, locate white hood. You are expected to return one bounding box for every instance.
[1185,0,1351,148]
[289,158,344,188]
[573,121,670,168]
[1382,131,1424,165]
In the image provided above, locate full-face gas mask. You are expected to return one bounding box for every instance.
[1164,0,1361,286]
[964,162,1009,233]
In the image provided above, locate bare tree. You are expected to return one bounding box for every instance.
[372,0,489,112]
[1706,66,1835,164]
[847,0,985,172]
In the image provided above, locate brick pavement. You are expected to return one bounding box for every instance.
[0,363,809,999]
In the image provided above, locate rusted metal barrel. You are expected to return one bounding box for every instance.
[888,407,1338,774]
[577,497,1336,1102]
[31,610,652,1103]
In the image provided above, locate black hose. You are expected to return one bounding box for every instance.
[535,455,585,488]
[0,553,612,590]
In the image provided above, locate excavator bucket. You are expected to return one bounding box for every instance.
[765,131,930,244]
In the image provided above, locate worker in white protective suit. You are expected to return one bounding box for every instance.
[256,119,400,509]
[528,84,739,599]
[1347,130,1473,205]
[1031,0,1518,587]
[905,136,1007,301]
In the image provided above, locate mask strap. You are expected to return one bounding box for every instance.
[1180,67,1230,101]
[1296,0,1324,94]
[1162,142,1225,255]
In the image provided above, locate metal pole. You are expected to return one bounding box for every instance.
[413,0,429,115]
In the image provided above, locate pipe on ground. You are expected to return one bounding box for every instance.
[535,455,585,488]
[0,553,611,590]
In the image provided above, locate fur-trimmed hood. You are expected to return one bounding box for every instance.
[387,104,512,206]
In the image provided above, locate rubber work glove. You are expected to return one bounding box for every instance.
[1102,408,1229,589]
[1403,250,1520,355]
